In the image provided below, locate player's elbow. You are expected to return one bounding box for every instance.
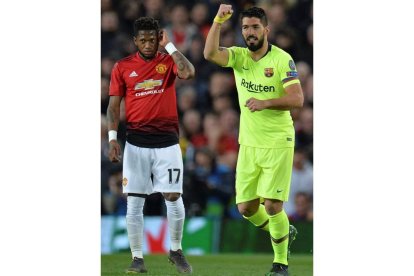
[203,49,215,61]
[180,67,195,80]
[295,94,304,108]
[179,72,194,80]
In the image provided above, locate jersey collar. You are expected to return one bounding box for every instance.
[259,43,272,60]
[250,43,272,62]
[136,51,160,62]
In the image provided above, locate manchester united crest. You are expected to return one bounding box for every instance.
[155,63,167,74]
[264,67,274,77]
[122,177,128,187]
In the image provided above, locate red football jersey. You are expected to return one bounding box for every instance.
[109,52,179,147]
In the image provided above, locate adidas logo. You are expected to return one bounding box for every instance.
[129,71,138,77]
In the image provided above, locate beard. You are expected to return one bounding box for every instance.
[138,49,156,60]
[244,35,265,52]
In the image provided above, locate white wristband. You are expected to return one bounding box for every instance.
[108,130,117,142]
[165,42,177,55]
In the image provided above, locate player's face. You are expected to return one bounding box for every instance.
[241,17,268,52]
[134,30,159,59]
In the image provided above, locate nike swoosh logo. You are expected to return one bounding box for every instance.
[242,66,249,70]
[277,189,283,193]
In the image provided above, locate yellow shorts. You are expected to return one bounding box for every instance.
[235,145,294,204]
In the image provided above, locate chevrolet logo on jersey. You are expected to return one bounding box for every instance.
[134,79,163,90]
[241,78,275,93]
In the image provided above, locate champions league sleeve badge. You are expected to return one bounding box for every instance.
[289,60,296,70]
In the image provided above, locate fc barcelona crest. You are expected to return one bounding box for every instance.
[264,67,274,77]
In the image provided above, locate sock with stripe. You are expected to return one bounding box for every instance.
[243,204,269,232]
[268,210,290,265]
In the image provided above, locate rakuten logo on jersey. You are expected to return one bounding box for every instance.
[241,78,275,93]
[134,79,164,97]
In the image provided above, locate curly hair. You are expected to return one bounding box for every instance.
[240,7,268,26]
[133,17,160,36]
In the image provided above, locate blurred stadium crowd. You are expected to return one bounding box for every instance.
[101,0,313,222]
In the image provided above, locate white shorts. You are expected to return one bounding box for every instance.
[122,142,184,195]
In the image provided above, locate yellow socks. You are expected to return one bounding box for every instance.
[243,204,269,232]
[244,205,290,265]
[268,210,289,265]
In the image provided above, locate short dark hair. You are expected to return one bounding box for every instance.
[240,7,268,26]
[133,17,160,37]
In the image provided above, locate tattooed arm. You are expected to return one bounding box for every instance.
[107,96,121,132]
[106,95,122,162]
[171,51,195,79]
[159,29,195,80]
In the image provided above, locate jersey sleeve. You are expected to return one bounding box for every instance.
[278,54,300,88]
[223,46,242,68]
[109,62,126,96]
[172,63,178,75]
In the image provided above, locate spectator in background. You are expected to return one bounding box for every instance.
[260,2,287,41]
[178,123,195,169]
[218,108,239,170]
[303,74,313,106]
[220,28,237,48]
[289,192,313,222]
[295,106,313,160]
[284,147,313,216]
[177,85,197,118]
[119,0,144,34]
[101,57,115,79]
[142,0,165,25]
[101,0,113,13]
[191,112,221,150]
[192,111,239,171]
[209,72,234,98]
[187,35,215,112]
[101,11,121,57]
[303,23,313,66]
[295,60,311,85]
[208,71,237,109]
[183,147,210,216]
[185,147,234,217]
[101,77,110,113]
[101,114,110,161]
[182,109,202,142]
[187,35,213,81]
[274,26,299,59]
[164,4,198,54]
[190,2,211,39]
[212,94,234,115]
[102,166,127,215]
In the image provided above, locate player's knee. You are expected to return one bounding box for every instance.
[237,204,257,217]
[264,199,283,215]
[163,192,181,202]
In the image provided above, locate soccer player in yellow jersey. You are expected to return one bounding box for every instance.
[204,5,304,276]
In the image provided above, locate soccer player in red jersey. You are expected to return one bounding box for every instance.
[106,17,195,274]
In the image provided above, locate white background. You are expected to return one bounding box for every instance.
[1,0,414,275]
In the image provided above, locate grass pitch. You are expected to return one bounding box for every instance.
[101,253,312,276]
